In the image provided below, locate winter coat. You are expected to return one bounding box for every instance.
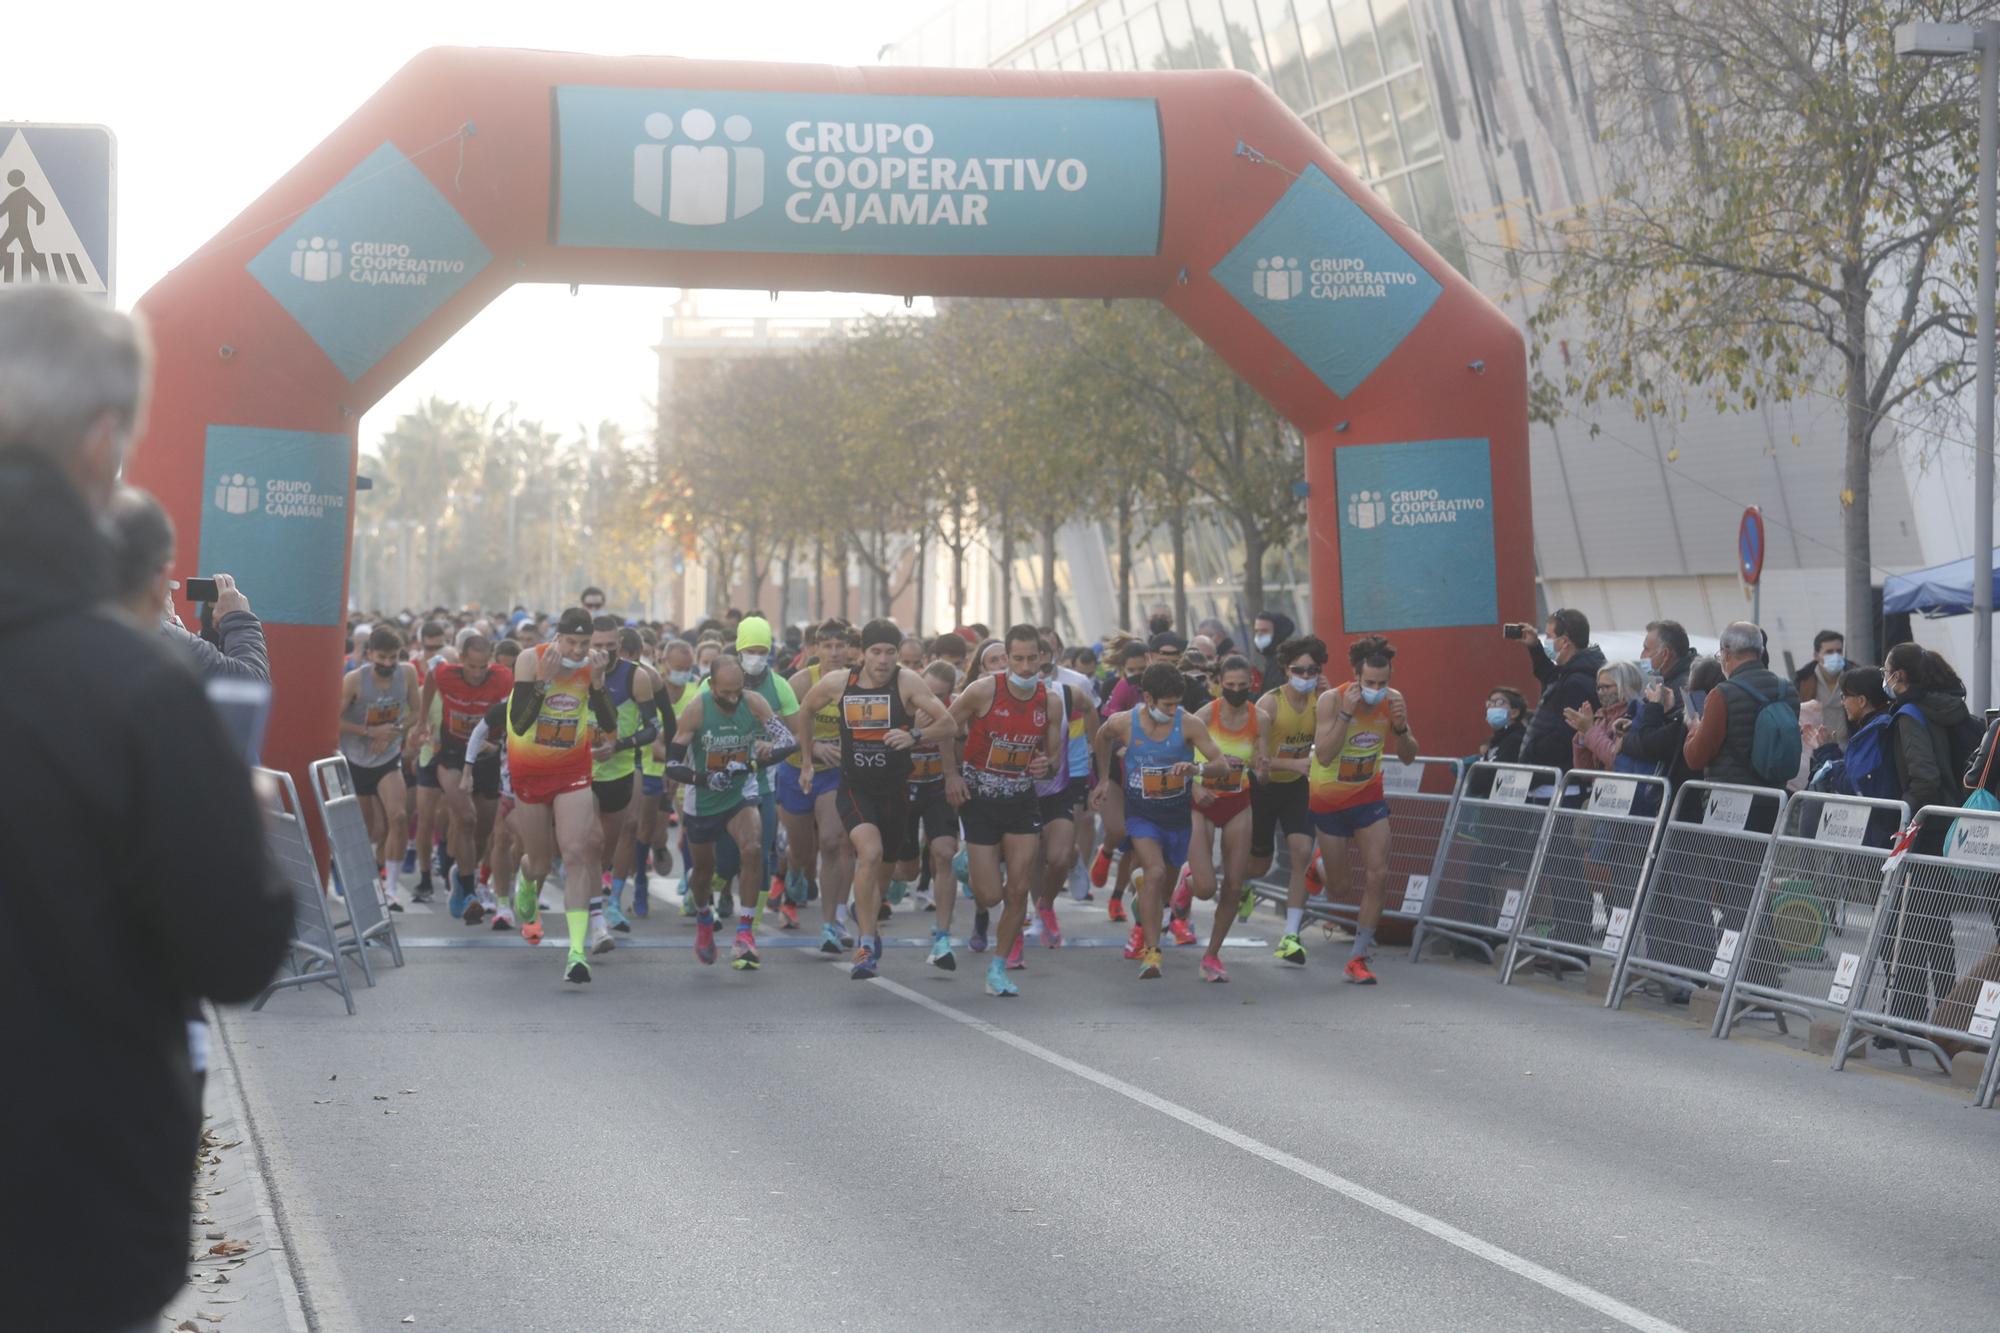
[1522,642,1607,772]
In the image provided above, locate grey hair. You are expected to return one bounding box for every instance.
[1718,621,1764,658]
[103,485,176,599]
[1600,660,1645,701]
[0,288,151,460]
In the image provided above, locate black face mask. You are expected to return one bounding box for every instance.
[1125,672,1143,684]
[372,662,396,679]
[1221,686,1252,708]
[1149,616,1171,635]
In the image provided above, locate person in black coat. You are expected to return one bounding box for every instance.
[0,288,292,1333]
[1507,608,1605,776]
[1252,609,1295,694]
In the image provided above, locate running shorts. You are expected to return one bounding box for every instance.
[640,772,666,798]
[1198,789,1252,828]
[593,773,636,815]
[899,785,958,862]
[514,769,592,807]
[1036,777,1090,827]
[1250,778,1312,858]
[836,783,909,855]
[413,754,442,790]
[348,755,402,799]
[684,801,748,845]
[469,755,502,800]
[1125,813,1192,869]
[774,761,841,815]
[1311,799,1391,839]
[959,793,1042,846]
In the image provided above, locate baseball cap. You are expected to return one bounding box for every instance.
[555,607,594,636]
[736,615,774,652]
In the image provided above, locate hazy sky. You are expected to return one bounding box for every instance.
[4,0,947,451]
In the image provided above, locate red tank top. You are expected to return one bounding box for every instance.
[961,679,1047,799]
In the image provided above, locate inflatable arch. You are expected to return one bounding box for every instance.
[130,47,1530,785]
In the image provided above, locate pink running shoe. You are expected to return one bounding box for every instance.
[1006,933,1026,970]
[1172,866,1194,917]
[694,913,717,965]
[1122,924,1146,959]
[1037,907,1063,948]
[1200,954,1230,983]
[1169,916,1199,947]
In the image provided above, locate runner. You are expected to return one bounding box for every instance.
[407,620,451,900]
[337,625,419,911]
[506,607,620,983]
[1088,641,1153,915]
[946,625,1067,997]
[589,614,663,943]
[727,616,799,928]
[660,655,793,970]
[463,697,523,931]
[416,633,514,925]
[1173,654,1266,981]
[957,638,1007,952]
[793,620,957,980]
[1259,636,1328,965]
[1019,633,1100,968]
[782,620,857,954]
[635,638,696,918]
[1090,661,1231,979]
[891,660,965,969]
[1308,635,1420,985]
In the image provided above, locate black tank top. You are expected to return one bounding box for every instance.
[839,669,914,793]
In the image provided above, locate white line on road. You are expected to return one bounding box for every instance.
[872,977,1689,1333]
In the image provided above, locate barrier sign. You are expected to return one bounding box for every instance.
[1710,928,1742,978]
[1816,801,1869,847]
[1973,980,2000,1041]
[1590,778,1636,816]
[1383,759,1426,795]
[1828,951,1860,1005]
[1491,769,1532,804]
[1705,789,1753,831]
[1399,874,1429,915]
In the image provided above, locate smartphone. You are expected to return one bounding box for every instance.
[185,577,220,603]
[1503,623,1524,640]
[206,676,272,765]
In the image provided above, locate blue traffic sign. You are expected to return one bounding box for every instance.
[0,123,115,302]
[1738,506,1765,586]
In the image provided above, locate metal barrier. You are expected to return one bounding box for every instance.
[250,767,356,1015]
[1610,781,1789,1010]
[1712,792,1908,1040]
[1834,806,2000,1106]
[1502,771,1670,989]
[311,756,405,984]
[1248,757,1463,931]
[1408,762,1563,964]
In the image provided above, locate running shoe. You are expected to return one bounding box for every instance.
[767,876,786,912]
[462,897,486,928]
[969,910,990,954]
[717,885,735,921]
[777,900,801,930]
[604,895,632,935]
[850,943,880,980]
[447,878,472,918]
[1344,955,1378,985]
[520,917,544,946]
[1275,933,1307,965]
[732,929,761,971]
[694,912,717,965]
[1107,897,1128,924]
[1169,917,1199,948]
[1122,924,1146,960]
[380,877,404,913]
[564,954,591,984]
[785,869,810,905]
[1005,933,1025,971]
[887,879,908,905]
[681,884,697,917]
[412,879,435,905]
[1089,846,1113,888]
[1138,947,1164,980]
[513,877,540,927]
[491,907,514,932]
[985,958,1018,997]
[1200,954,1229,984]
[1171,866,1194,917]
[1237,887,1256,922]
[587,913,615,956]
[1037,907,1063,948]
[402,847,418,875]
[819,922,843,954]
[834,907,856,949]
[877,899,893,922]
[929,931,956,971]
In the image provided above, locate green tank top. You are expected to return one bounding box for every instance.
[689,692,760,815]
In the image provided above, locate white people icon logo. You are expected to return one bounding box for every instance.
[1252,255,1303,301]
[289,236,342,283]
[1346,490,1386,530]
[633,110,765,226]
[215,473,260,516]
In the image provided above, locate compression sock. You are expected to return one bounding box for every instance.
[566,908,588,957]
[1285,907,1305,935]
[611,876,627,910]
[738,912,755,935]
[1350,926,1377,960]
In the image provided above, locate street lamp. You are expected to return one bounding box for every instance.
[1897,20,1998,712]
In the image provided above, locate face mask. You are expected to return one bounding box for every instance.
[1007,670,1039,691]
[1222,686,1252,708]
[740,653,769,676]
[1822,653,1846,675]
[371,662,395,679]
[1486,705,1511,730]
[1252,633,1272,651]
[1359,685,1387,706]
[560,655,590,671]
[1147,704,1174,724]
[1287,671,1316,693]
[667,669,693,687]
[1541,636,1559,659]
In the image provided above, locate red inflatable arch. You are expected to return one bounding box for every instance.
[130,46,1529,788]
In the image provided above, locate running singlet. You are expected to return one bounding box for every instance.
[433,663,514,757]
[839,671,914,792]
[339,667,409,768]
[1123,706,1194,825]
[785,663,842,769]
[1198,702,1256,794]
[1054,665,1094,778]
[1309,689,1394,812]
[1035,685,1080,798]
[506,645,595,792]
[646,681,690,780]
[1266,686,1316,784]
[593,659,643,783]
[908,691,952,786]
[960,679,1048,800]
[686,692,760,816]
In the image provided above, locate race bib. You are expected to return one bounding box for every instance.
[1337,751,1379,784]
[534,717,580,748]
[986,736,1038,775]
[1140,765,1189,800]
[909,749,945,783]
[704,736,751,771]
[365,700,400,728]
[446,711,478,741]
[1208,759,1247,793]
[843,692,893,739]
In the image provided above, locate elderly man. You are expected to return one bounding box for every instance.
[0,287,291,1333]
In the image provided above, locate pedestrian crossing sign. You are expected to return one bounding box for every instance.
[0,123,114,302]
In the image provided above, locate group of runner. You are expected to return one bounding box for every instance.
[336,598,1422,996]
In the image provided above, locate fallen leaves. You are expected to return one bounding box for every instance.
[205,1239,251,1258]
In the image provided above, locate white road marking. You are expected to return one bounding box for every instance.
[872,976,1688,1333]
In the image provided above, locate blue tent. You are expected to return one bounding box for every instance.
[1881,550,2000,617]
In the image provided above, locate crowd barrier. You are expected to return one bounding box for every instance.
[251,766,357,1015]
[1406,762,1563,965]
[312,756,406,984]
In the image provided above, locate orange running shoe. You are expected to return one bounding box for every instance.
[520,918,543,946]
[1122,923,1146,959]
[1344,955,1378,985]
[1108,897,1128,924]
[1089,846,1113,888]
[1169,917,1199,947]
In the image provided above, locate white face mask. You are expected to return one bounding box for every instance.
[1146,704,1174,724]
[560,655,591,671]
[1253,632,1272,651]
[1286,673,1315,693]
[740,652,769,676]
[667,669,693,687]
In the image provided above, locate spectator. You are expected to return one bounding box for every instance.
[1682,621,1797,791]
[1146,604,1174,637]
[1883,643,1977,841]
[1793,630,1849,743]
[1106,640,1151,713]
[106,488,270,681]
[0,287,292,1333]
[1252,609,1295,692]
[1511,608,1606,777]
[1805,666,1901,817]
[1567,661,1642,773]
[1194,615,1236,657]
[1479,686,1528,764]
[1619,619,1694,787]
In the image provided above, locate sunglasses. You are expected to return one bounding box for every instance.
[1289,666,1319,679]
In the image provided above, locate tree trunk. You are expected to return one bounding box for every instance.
[875,529,891,615]
[777,538,795,629]
[838,538,850,621]
[814,536,825,620]
[1168,500,1188,634]
[1843,285,1876,665]
[999,522,1014,629]
[913,527,928,633]
[949,495,967,629]
[1041,517,1059,631]
[1116,491,1134,631]
[1241,518,1267,625]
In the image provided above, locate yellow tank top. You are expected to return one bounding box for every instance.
[1197,701,1256,793]
[786,662,844,768]
[1267,686,1317,785]
[1309,688,1394,813]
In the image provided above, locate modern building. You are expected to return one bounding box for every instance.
[882,0,1981,686]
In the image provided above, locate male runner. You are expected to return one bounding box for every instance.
[946,625,1066,997]
[1020,634,1100,965]
[892,660,964,969]
[1308,635,1419,985]
[464,697,523,931]
[417,633,513,924]
[337,624,419,910]
[729,616,798,923]
[1090,661,1231,979]
[407,620,451,897]
[506,607,619,983]
[635,638,695,917]
[793,619,956,980]
[1259,636,1327,964]
[661,655,794,969]
[783,620,857,953]
[589,613,663,943]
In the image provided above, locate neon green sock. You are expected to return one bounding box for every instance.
[566,908,588,958]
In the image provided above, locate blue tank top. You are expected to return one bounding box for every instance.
[1123,705,1193,825]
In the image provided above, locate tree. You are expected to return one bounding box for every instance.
[1530,0,1988,664]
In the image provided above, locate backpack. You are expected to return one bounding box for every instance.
[1961,714,2000,796]
[1722,677,1801,786]
[1896,700,1985,807]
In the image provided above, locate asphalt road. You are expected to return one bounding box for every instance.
[221,887,2000,1332]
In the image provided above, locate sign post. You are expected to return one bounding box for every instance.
[1739,505,1765,625]
[0,123,115,304]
